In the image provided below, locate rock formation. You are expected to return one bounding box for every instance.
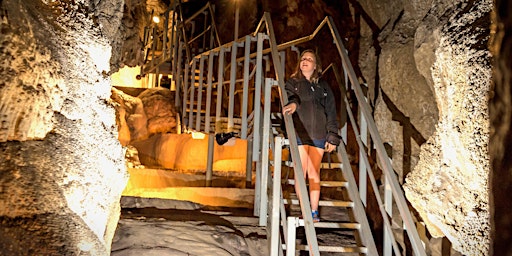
[402,1,492,255]
[0,1,128,254]
[489,0,512,254]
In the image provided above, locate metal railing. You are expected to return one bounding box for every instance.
[139,1,221,87]
[141,1,427,254]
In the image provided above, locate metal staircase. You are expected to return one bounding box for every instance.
[138,2,428,255]
[272,136,376,255]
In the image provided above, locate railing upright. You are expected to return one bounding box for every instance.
[188,58,197,130]
[204,50,215,133]
[215,46,226,133]
[241,35,252,139]
[359,95,369,206]
[227,41,239,132]
[251,33,264,163]
[195,55,205,130]
[162,9,169,62]
[258,78,274,226]
[175,42,184,113]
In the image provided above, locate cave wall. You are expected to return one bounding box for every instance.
[489,0,512,254]
[0,0,128,254]
[354,0,493,255]
[403,1,492,255]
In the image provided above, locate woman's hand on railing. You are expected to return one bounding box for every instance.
[325,132,341,153]
[282,102,297,115]
[324,142,336,153]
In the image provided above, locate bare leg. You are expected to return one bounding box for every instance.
[295,145,324,211]
[307,146,325,211]
[295,145,310,206]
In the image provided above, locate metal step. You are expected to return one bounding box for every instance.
[295,244,368,254]
[286,179,348,188]
[320,162,343,169]
[282,161,343,169]
[293,218,360,229]
[184,108,206,113]
[283,198,354,208]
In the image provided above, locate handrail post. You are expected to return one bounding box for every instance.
[227,41,238,132]
[359,97,368,206]
[252,33,264,161]
[175,42,184,109]
[258,78,273,226]
[195,55,205,130]
[172,14,182,82]
[215,47,225,133]
[204,50,215,133]
[162,10,169,61]
[384,169,394,256]
[241,35,251,139]
[188,58,197,129]
[205,133,214,186]
[245,138,253,187]
[182,62,190,132]
[269,135,284,255]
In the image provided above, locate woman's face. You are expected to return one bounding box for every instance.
[300,52,316,75]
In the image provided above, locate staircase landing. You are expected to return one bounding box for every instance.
[122,168,254,208]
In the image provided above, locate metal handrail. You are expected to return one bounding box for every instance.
[155,4,426,255]
[325,15,426,255]
[251,13,426,256]
[253,12,321,255]
[139,1,221,81]
[324,62,402,255]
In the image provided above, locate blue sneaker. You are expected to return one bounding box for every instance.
[312,210,320,222]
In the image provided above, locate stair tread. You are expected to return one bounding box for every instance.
[283,198,354,207]
[286,179,348,187]
[294,244,367,253]
[292,218,360,229]
[282,161,343,169]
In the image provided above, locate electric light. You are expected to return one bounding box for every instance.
[152,15,160,24]
[191,131,206,139]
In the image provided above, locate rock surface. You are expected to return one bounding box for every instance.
[112,197,268,256]
[355,0,492,254]
[489,0,512,254]
[402,1,492,255]
[0,0,128,254]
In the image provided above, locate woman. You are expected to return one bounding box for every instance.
[282,49,341,222]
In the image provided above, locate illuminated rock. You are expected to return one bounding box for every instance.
[0,0,128,254]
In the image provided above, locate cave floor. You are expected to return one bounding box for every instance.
[112,167,357,255]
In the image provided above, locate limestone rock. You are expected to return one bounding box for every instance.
[0,0,128,254]
[138,87,177,135]
[489,0,512,254]
[111,87,149,144]
[403,1,492,255]
[129,133,247,173]
[111,87,178,145]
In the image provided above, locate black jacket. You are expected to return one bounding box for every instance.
[285,77,339,145]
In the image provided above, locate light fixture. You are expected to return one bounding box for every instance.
[191,131,206,140]
[152,15,160,24]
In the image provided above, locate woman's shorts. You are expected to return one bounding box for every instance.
[296,137,326,149]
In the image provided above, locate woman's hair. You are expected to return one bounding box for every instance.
[291,49,322,84]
